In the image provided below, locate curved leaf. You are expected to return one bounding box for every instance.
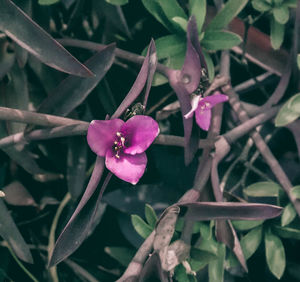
[265,228,286,279]
[0,0,93,77]
[48,157,105,267]
[243,181,282,197]
[206,0,248,31]
[0,199,33,263]
[240,226,262,260]
[36,44,115,117]
[178,202,282,221]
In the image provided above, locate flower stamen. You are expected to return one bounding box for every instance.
[113,132,126,159]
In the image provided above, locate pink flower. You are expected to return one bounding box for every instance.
[184,92,228,131]
[87,115,159,184]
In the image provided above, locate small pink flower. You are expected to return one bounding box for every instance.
[87,115,159,184]
[184,92,228,131]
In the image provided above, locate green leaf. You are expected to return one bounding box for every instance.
[199,222,213,239]
[38,0,59,5]
[252,0,272,12]
[281,203,296,227]
[172,17,188,32]
[273,225,300,240]
[189,0,206,32]
[105,0,128,5]
[145,204,157,228]
[275,93,300,126]
[202,30,242,50]
[190,249,218,271]
[104,246,135,267]
[206,0,248,31]
[141,0,187,34]
[243,181,282,197]
[282,0,297,8]
[273,6,289,24]
[203,51,215,82]
[297,54,300,70]
[241,226,262,260]
[142,35,185,86]
[231,220,264,231]
[131,214,153,239]
[208,243,225,282]
[265,228,286,279]
[291,185,300,199]
[270,17,284,50]
[288,94,300,114]
[176,219,202,234]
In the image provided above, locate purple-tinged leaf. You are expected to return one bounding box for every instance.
[139,252,169,282]
[0,122,45,174]
[67,136,88,201]
[0,199,33,263]
[177,202,282,221]
[167,17,205,165]
[36,44,115,117]
[0,0,93,77]
[2,181,37,207]
[111,40,156,119]
[215,220,247,271]
[48,156,105,267]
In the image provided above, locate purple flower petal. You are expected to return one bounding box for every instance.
[87,119,124,157]
[122,115,160,155]
[201,92,228,108]
[105,150,147,185]
[195,108,211,131]
[184,94,201,119]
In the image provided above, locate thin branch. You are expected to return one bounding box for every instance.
[224,85,300,216]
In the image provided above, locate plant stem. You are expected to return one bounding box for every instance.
[6,243,39,282]
[48,193,72,282]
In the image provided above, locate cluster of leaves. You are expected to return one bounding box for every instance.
[0,0,300,281]
[251,0,297,49]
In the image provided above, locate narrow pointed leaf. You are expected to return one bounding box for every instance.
[48,157,105,267]
[0,199,33,263]
[111,40,156,118]
[202,31,242,51]
[168,17,203,164]
[178,202,282,221]
[145,204,158,228]
[265,228,286,279]
[131,214,153,239]
[0,0,93,77]
[215,220,247,271]
[67,136,88,200]
[189,0,206,32]
[139,252,169,282]
[37,44,115,117]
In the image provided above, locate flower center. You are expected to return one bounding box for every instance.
[113,132,126,159]
[199,102,211,113]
